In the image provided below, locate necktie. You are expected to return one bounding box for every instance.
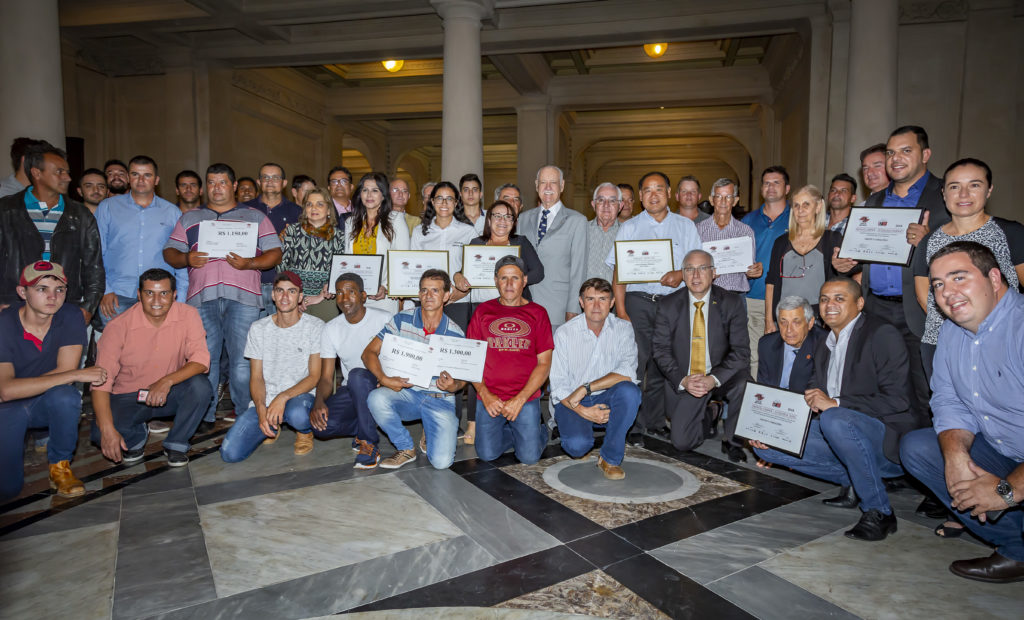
[538,209,550,241]
[691,301,706,375]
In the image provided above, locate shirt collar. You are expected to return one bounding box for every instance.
[25,186,64,211]
[826,313,861,349]
[541,200,563,218]
[885,170,931,199]
[691,290,711,304]
[963,289,1020,337]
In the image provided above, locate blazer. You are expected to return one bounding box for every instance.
[652,285,750,391]
[756,325,826,392]
[808,313,925,463]
[862,173,950,336]
[519,203,588,329]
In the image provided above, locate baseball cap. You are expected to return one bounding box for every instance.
[275,270,303,289]
[20,260,67,287]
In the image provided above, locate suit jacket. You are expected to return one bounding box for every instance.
[756,325,826,392]
[862,173,950,336]
[652,285,750,391]
[808,313,925,463]
[519,203,588,329]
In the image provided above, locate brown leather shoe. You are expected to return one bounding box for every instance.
[950,552,1024,583]
[294,432,314,455]
[49,460,85,498]
[597,456,625,480]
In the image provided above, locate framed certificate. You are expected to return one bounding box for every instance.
[462,246,520,288]
[702,237,754,275]
[733,381,813,458]
[198,220,258,258]
[837,207,923,266]
[387,250,449,297]
[329,254,383,293]
[614,239,674,284]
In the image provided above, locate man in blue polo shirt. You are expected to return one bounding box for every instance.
[0,262,107,499]
[243,162,302,316]
[742,166,790,378]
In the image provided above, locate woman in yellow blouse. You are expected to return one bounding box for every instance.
[344,172,410,315]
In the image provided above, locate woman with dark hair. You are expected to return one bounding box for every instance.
[280,187,345,321]
[344,171,410,314]
[412,181,476,326]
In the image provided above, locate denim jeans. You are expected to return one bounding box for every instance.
[312,368,379,445]
[260,282,277,318]
[220,393,315,462]
[475,399,547,465]
[901,429,1024,561]
[100,294,138,328]
[554,382,641,466]
[367,388,457,469]
[89,375,211,455]
[197,297,261,422]
[0,385,81,499]
[753,406,903,513]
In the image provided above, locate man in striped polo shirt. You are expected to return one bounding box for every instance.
[163,163,282,429]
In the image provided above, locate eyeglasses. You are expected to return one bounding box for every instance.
[432,196,456,205]
[490,213,514,221]
[593,198,619,206]
[390,188,410,195]
[682,265,714,274]
[259,175,283,182]
[710,194,736,201]
[328,178,351,187]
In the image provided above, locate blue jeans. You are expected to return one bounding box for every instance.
[220,393,315,462]
[753,407,903,513]
[554,382,640,466]
[90,375,211,455]
[197,298,260,422]
[901,429,1024,561]
[0,385,81,499]
[367,388,457,469]
[260,282,277,318]
[100,294,138,328]
[312,368,378,444]
[475,399,547,465]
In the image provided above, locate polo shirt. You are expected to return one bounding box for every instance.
[23,187,65,260]
[742,203,790,301]
[0,303,86,383]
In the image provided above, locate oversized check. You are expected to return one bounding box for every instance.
[198,220,258,258]
[388,250,450,297]
[378,334,435,389]
[702,237,754,275]
[329,254,383,292]
[734,382,813,458]
[614,239,674,284]
[837,207,922,266]
[430,335,487,382]
[462,246,520,288]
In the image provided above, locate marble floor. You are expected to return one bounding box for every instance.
[2,403,1022,620]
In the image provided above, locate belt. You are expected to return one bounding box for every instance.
[628,291,663,303]
[871,293,903,303]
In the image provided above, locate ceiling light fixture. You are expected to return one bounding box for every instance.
[382,59,404,72]
[643,43,668,58]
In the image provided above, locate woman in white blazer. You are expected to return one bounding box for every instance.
[344,172,410,315]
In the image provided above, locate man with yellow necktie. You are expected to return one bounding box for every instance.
[652,249,750,458]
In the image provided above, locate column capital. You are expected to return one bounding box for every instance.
[430,0,494,22]
[515,94,552,114]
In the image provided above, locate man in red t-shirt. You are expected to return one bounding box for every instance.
[468,256,553,464]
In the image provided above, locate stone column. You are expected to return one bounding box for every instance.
[843,0,898,178]
[515,96,556,207]
[0,0,66,152]
[432,0,493,183]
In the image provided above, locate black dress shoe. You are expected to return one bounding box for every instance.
[822,485,859,509]
[645,427,671,442]
[949,552,1024,583]
[884,476,911,491]
[844,509,897,541]
[915,495,948,520]
[626,431,645,448]
[721,441,747,463]
[196,420,216,435]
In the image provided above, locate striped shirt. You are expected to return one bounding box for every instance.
[24,187,65,260]
[696,215,756,293]
[550,313,638,401]
[164,204,281,308]
[585,218,618,282]
[375,307,464,392]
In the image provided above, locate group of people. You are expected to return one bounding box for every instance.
[0,122,1022,583]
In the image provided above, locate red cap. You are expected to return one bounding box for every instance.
[20,261,67,287]
[277,270,302,289]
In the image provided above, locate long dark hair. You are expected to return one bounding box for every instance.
[349,172,395,243]
[420,180,472,236]
[481,200,518,241]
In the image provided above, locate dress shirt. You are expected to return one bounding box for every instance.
[869,172,932,296]
[333,199,352,216]
[825,314,861,400]
[550,313,638,401]
[828,216,848,235]
[96,192,187,301]
[605,210,702,295]
[538,202,563,236]
[696,215,756,293]
[686,291,713,377]
[741,203,790,301]
[585,218,618,282]
[931,289,1024,460]
[410,218,477,304]
[466,209,487,235]
[780,343,797,389]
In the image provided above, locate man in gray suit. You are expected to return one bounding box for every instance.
[519,165,588,332]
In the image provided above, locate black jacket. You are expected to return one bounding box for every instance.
[756,325,826,392]
[0,189,104,313]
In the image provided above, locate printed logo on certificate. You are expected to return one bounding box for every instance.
[329,254,383,293]
[387,250,450,298]
[837,207,923,266]
[462,246,521,288]
[614,239,675,284]
[734,381,813,458]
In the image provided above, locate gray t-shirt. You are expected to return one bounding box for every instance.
[780,247,826,306]
[244,313,324,407]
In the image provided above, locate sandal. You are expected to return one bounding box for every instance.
[934,521,965,538]
[463,421,476,446]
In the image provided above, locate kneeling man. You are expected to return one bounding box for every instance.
[901,242,1024,582]
[551,278,641,479]
[92,268,210,467]
[469,256,553,465]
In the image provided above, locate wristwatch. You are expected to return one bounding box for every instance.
[996,479,1018,507]
[584,382,592,397]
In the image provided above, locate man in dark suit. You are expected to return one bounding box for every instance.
[652,249,749,457]
[755,277,926,541]
[755,295,825,392]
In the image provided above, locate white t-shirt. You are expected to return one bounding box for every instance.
[244,313,324,407]
[321,306,392,385]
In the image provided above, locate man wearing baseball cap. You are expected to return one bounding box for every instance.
[0,261,107,499]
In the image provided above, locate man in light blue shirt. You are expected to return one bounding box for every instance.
[605,171,702,443]
[95,155,186,326]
